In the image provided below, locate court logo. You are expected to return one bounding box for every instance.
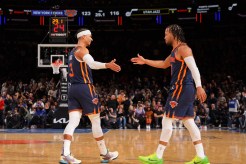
[170,101,178,108]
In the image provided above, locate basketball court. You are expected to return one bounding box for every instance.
[0,128,245,164]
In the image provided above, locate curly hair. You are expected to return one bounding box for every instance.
[166,24,186,42]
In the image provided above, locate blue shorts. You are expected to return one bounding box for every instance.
[68,83,99,115]
[164,84,195,119]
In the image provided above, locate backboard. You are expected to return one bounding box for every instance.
[37,44,76,68]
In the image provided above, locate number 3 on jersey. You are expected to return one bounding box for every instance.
[69,63,74,77]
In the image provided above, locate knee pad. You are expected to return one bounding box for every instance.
[63,111,81,135]
[88,114,103,138]
[183,119,201,142]
[160,117,173,142]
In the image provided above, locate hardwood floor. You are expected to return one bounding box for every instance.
[0,128,245,164]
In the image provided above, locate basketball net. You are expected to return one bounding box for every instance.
[51,60,63,74]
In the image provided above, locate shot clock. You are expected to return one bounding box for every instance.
[49,17,68,38]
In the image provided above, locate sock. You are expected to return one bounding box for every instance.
[63,140,71,156]
[97,139,107,155]
[195,143,205,158]
[156,144,166,159]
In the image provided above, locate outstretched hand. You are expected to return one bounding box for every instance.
[106,59,121,72]
[131,54,146,65]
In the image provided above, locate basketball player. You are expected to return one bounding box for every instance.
[60,28,121,164]
[131,24,210,164]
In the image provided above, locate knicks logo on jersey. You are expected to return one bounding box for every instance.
[92,98,99,105]
[170,57,176,63]
[169,101,178,108]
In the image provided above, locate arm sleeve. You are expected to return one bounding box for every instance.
[184,56,202,88]
[83,54,106,70]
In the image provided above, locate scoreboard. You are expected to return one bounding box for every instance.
[0,2,241,29]
[49,17,68,38]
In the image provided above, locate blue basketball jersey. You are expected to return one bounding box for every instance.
[68,47,93,84]
[169,44,194,100]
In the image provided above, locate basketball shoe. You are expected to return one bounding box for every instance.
[138,153,163,164]
[185,156,210,164]
[100,150,119,163]
[59,154,81,164]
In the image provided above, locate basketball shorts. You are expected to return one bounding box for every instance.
[164,84,195,119]
[68,83,99,115]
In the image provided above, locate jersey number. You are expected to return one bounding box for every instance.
[69,63,74,77]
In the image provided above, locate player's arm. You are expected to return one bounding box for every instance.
[131,54,171,69]
[75,47,121,72]
[178,46,207,102]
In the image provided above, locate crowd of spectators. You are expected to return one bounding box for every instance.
[0,73,245,131]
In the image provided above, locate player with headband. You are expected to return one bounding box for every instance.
[60,28,121,164]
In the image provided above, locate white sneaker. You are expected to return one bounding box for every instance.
[100,151,119,163]
[60,154,81,164]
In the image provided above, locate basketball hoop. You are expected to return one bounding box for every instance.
[51,60,63,74]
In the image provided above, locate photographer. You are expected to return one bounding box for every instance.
[6,107,21,128]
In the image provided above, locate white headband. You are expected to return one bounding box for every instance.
[77,30,92,39]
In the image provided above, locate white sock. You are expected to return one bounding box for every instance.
[63,140,71,156]
[156,144,166,159]
[195,143,205,158]
[97,139,107,155]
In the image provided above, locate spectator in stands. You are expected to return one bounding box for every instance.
[154,105,164,128]
[239,106,246,129]
[100,105,109,128]
[198,105,209,126]
[217,92,227,107]
[133,102,146,128]
[48,86,57,99]
[6,107,21,128]
[209,103,219,127]
[0,96,4,128]
[207,93,217,107]
[107,95,118,111]
[108,107,117,129]
[117,90,126,105]
[241,88,246,106]
[132,90,145,104]
[228,93,240,129]
[217,102,229,127]
[194,111,201,128]
[145,106,153,130]
[123,95,131,123]
[4,94,13,113]
[46,104,57,128]
[17,99,29,128]
[117,104,126,129]
[30,99,46,128]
